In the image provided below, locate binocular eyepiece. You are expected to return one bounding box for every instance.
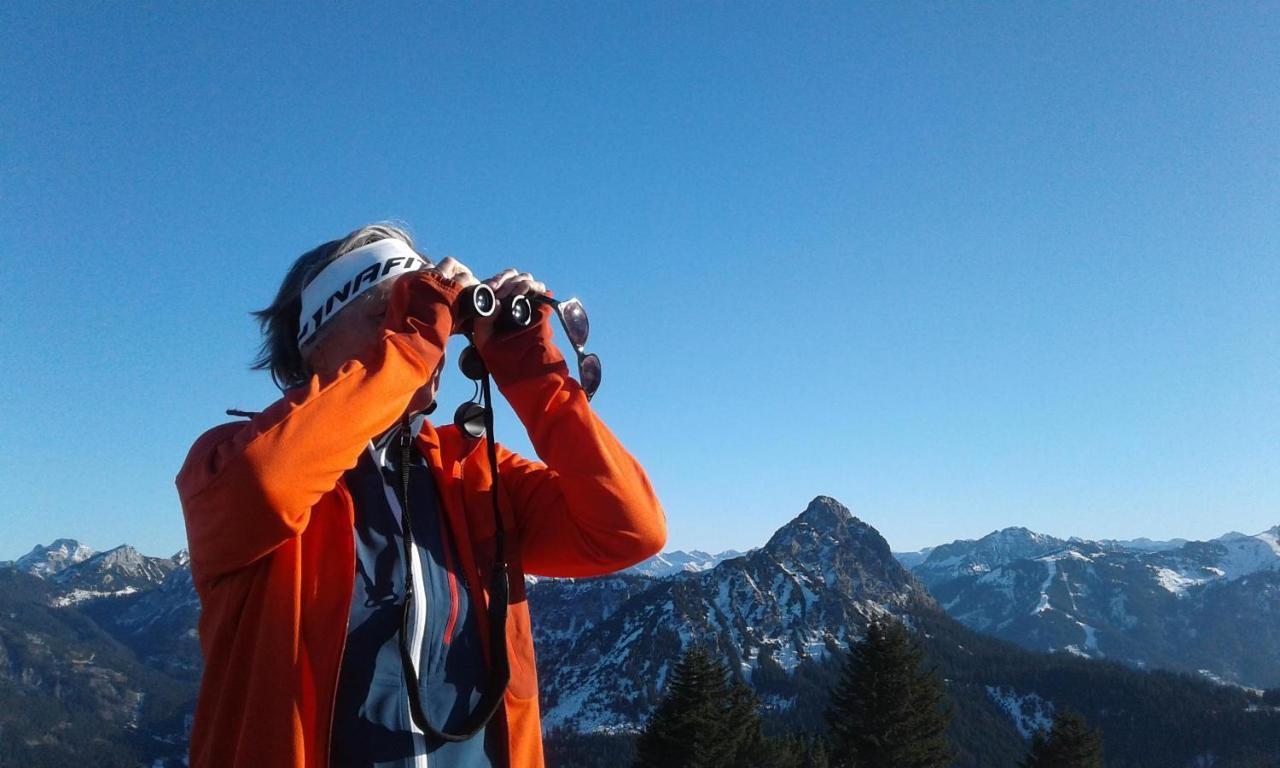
[456,283,535,334]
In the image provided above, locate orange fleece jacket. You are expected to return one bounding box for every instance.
[175,270,667,767]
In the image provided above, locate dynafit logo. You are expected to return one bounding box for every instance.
[297,253,425,349]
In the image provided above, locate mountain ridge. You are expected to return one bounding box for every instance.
[4,506,1279,766]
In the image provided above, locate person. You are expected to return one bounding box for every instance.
[174,223,667,768]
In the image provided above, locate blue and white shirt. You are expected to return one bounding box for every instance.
[330,411,504,768]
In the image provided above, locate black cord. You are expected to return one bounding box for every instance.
[395,370,510,743]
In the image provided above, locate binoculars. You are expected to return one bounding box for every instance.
[454,283,536,335]
[450,283,534,439]
[447,280,599,438]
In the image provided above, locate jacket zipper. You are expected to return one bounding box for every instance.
[438,510,460,646]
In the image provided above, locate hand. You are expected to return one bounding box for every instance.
[483,267,547,301]
[424,256,481,335]
[426,255,480,290]
[471,267,549,348]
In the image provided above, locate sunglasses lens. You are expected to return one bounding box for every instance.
[559,299,590,347]
[579,353,601,399]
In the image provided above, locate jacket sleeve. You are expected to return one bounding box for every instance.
[174,270,465,587]
[473,294,667,578]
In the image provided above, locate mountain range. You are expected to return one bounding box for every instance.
[895,524,1280,688]
[2,501,1278,766]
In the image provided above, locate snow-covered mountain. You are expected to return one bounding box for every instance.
[4,510,1280,766]
[0,540,182,607]
[910,525,1280,687]
[48,544,184,606]
[625,548,749,578]
[521,499,1280,766]
[1097,536,1188,552]
[529,496,932,732]
[80,555,202,679]
[907,527,1069,586]
[9,538,96,577]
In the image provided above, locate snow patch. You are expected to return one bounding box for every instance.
[986,686,1054,739]
[1150,566,1212,597]
[1031,556,1058,615]
[52,586,139,607]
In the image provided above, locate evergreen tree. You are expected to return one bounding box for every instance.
[1020,711,1103,768]
[824,618,954,768]
[635,644,770,768]
[756,732,804,768]
[722,678,772,767]
[805,734,831,768]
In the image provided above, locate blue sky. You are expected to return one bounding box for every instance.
[1,3,1276,562]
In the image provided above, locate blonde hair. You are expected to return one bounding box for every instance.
[249,223,419,392]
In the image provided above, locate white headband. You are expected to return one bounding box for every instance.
[297,238,428,352]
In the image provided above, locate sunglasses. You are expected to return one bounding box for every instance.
[527,294,601,400]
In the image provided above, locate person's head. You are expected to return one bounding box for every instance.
[250,223,443,414]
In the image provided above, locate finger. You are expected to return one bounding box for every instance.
[431,258,458,280]
[434,257,479,286]
[496,272,538,299]
[509,278,547,297]
[484,267,519,291]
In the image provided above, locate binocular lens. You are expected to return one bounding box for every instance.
[468,284,497,317]
[505,295,532,328]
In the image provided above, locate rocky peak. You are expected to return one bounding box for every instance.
[913,526,1069,587]
[15,539,96,577]
[764,496,867,555]
[983,526,1061,550]
[88,545,147,572]
[796,495,854,530]
[759,496,917,601]
[54,544,177,592]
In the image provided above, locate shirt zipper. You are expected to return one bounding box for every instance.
[404,517,431,768]
[381,432,432,768]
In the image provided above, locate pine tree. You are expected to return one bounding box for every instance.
[805,734,831,768]
[824,618,954,768]
[1020,711,1103,768]
[756,732,803,768]
[634,644,769,768]
[723,678,771,767]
